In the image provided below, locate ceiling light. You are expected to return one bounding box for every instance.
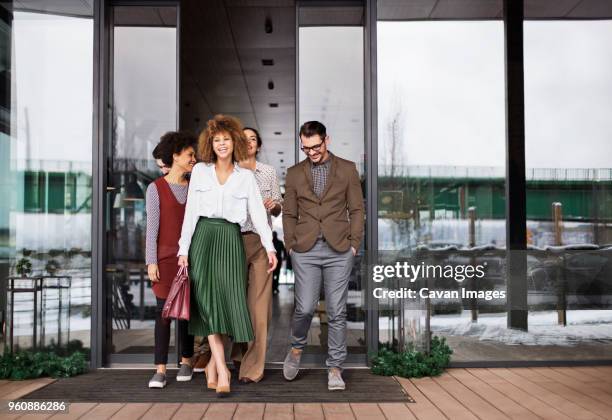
[269,103,278,108]
[274,131,282,135]
[265,17,273,34]
[268,80,274,90]
[277,151,284,155]
[262,59,274,66]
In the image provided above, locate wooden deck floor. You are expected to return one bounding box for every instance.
[2,366,612,419]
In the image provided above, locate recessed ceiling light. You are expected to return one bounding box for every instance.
[262,59,274,66]
[274,131,282,135]
[277,151,284,155]
[268,80,274,90]
[269,103,279,108]
[265,17,273,34]
[280,159,284,163]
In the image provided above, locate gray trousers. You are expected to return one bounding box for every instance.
[290,239,354,368]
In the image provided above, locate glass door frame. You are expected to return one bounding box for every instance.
[92,0,380,369]
[295,0,379,365]
[92,0,180,368]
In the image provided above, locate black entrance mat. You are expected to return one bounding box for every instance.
[21,369,413,403]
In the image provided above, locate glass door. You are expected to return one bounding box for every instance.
[105,4,178,364]
[297,1,367,365]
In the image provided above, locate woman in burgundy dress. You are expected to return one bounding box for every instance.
[146,131,197,389]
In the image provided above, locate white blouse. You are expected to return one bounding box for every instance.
[178,162,275,256]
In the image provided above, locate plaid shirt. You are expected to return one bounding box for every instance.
[311,155,332,197]
[242,161,283,233]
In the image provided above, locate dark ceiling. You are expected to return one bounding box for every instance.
[180,0,296,179]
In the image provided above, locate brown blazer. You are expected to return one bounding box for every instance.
[283,154,364,253]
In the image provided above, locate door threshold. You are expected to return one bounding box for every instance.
[108,353,368,368]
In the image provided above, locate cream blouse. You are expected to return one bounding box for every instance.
[178,162,274,256]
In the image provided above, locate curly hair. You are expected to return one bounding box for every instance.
[152,141,166,160]
[198,114,248,163]
[156,131,197,167]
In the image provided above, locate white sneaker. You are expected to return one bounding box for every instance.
[328,368,346,391]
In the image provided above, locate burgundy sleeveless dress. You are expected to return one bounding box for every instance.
[153,177,186,299]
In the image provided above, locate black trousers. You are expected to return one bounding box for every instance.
[154,297,194,365]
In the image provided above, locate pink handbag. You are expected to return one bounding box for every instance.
[162,266,190,321]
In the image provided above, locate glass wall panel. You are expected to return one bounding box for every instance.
[299,27,365,174]
[523,19,612,359]
[377,19,508,359]
[298,25,366,360]
[0,1,93,353]
[106,6,177,360]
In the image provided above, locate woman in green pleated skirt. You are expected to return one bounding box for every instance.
[177,115,277,396]
[188,217,253,343]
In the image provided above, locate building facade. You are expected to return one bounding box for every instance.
[1,0,611,368]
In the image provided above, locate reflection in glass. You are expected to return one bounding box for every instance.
[299,27,364,174]
[108,17,177,357]
[523,21,612,356]
[0,2,93,353]
[298,26,366,356]
[525,21,612,247]
[377,21,506,356]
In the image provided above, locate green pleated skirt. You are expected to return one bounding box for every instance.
[188,217,254,342]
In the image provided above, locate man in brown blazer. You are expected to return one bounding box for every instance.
[282,121,364,391]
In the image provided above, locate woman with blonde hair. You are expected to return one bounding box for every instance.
[177,114,277,397]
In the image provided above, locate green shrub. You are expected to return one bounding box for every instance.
[371,336,453,378]
[0,350,88,380]
[43,339,91,358]
[15,258,32,276]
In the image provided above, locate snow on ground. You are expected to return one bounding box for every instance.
[431,310,612,346]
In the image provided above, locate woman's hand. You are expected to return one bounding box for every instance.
[178,255,189,268]
[263,198,281,216]
[263,198,276,211]
[267,251,278,273]
[147,264,160,283]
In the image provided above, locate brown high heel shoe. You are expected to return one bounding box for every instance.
[216,368,231,398]
[204,363,217,390]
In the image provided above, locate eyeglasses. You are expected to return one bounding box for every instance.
[300,139,325,153]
